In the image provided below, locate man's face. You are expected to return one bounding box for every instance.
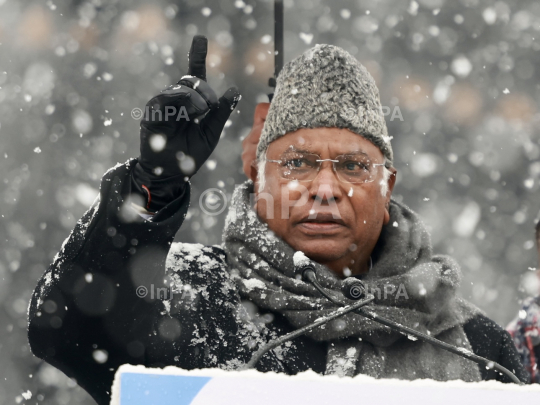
[255,128,396,276]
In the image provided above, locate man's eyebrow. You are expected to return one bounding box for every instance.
[340,150,370,157]
[285,147,316,154]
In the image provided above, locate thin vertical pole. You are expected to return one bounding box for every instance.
[274,0,284,79]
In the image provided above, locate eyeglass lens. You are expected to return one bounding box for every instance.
[277,152,378,184]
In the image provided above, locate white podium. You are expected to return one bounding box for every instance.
[111,364,540,405]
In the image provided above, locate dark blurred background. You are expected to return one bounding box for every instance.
[1,0,539,403]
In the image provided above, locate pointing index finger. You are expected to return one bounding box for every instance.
[187,35,208,81]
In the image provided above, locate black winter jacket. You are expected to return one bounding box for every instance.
[27,162,529,405]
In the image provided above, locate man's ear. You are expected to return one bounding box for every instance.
[383,168,397,225]
[249,161,258,182]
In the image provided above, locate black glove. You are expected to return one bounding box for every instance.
[132,35,241,212]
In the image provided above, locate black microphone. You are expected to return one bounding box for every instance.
[293,261,318,284]
[341,277,366,300]
[299,266,523,384]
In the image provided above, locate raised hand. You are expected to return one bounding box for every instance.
[138,35,241,180]
[133,35,241,212]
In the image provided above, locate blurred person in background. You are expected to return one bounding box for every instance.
[27,35,528,405]
[507,219,540,383]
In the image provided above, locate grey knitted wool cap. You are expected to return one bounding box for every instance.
[256,44,393,166]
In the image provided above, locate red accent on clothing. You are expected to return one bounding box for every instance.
[525,333,537,380]
[141,185,151,210]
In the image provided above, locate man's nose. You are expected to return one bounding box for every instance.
[309,163,343,203]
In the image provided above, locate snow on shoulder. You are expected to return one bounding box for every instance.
[241,278,266,291]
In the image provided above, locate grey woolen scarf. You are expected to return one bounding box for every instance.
[222,181,482,382]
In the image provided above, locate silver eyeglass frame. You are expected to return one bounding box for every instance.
[266,154,387,184]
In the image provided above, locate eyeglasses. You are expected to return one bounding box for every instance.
[267,151,386,184]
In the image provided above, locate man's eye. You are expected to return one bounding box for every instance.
[343,161,369,171]
[284,158,313,169]
[286,159,306,168]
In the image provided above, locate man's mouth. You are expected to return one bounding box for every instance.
[296,213,346,234]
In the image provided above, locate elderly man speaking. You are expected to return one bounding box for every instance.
[28,36,526,404]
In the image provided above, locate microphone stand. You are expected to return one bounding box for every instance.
[244,295,375,370]
[302,269,523,384]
